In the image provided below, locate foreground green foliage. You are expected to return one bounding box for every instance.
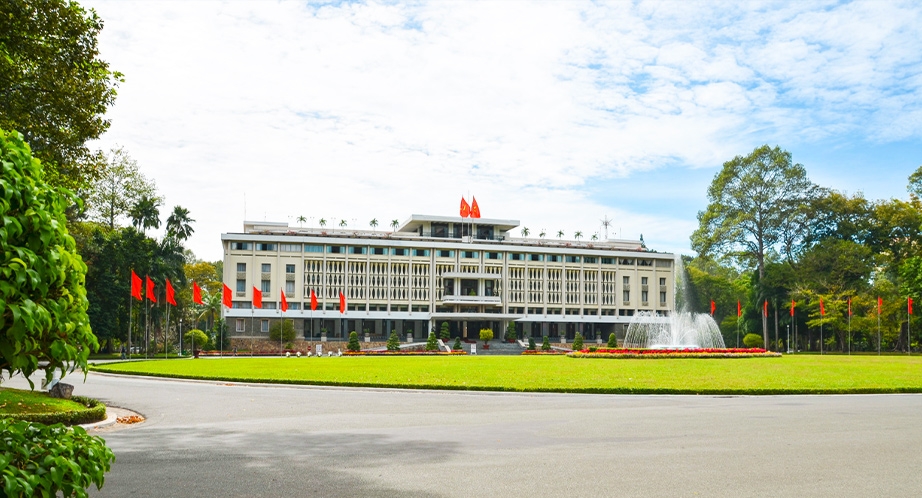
[0,388,105,425]
[91,355,922,395]
[0,418,115,497]
[0,130,97,388]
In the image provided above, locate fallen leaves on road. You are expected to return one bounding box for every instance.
[117,415,145,424]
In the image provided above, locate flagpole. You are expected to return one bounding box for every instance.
[128,292,133,360]
[877,308,881,356]
[847,305,851,356]
[145,297,149,359]
[165,300,170,360]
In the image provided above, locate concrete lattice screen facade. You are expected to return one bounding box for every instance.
[222,214,675,344]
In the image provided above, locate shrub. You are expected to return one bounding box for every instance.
[425,332,438,351]
[743,333,763,348]
[607,333,617,348]
[452,337,462,351]
[269,320,296,342]
[184,329,209,350]
[588,346,597,353]
[347,331,361,352]
[541,336,551,351]
[527,337,536,351]
[0,418,115,497]
[572,333,584,350]
[440,322,450,341]
[479,328,494,343]
[387,331,401,351]
[505,322,517,341]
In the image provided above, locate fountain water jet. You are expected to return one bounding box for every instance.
[623,311,726,349]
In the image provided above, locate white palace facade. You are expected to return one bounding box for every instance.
[221,214,676,342]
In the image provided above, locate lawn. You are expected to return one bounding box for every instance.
[90,354,922,394]
[0,387,94,417]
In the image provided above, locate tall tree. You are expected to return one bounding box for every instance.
[86,146,157,228]
[129,194,162,235]
[166,205,195,241]
[0,0,122,192]
[692,145,815,348]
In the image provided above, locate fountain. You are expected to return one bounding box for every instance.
[623,310,726,349]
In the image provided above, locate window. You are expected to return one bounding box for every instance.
[623,276,630,286]
[288,302,300,310]
[623,290,630,302]
[660,291,667,303]
[413,249,430,257]
[547,255,560,262]
[350,246,366,255]
[476,226,494,240]
[280,243,300,252]
[638,259,653,266]
[260,320,269,333]
[656,259,672,268]
[509,253,523,261]
[453,223,472,238]
[264,302,276,310]
[286,264,295,274]
[236,279,245,292]
[565,256,580,263]
[392,248,407,256]
[641,277,648,285]
[304,245,323,253]
[437,250,454,258]
[327,246,343,254]
[660,278,666,286]
[261,280,270,292]
[462,251,479,259]
[431,223,449,238]
[256,243,276,251]
[285,281,295,294]
[601,258,615,265]
[619,258,634,265]
[529,254,544,262]
[236,262,246,272]
[584,257,597,264]
[261,263,271,273]
[236,319,245,332]
[641,290,648,302]
[486,252,501,260]
[372,247,386,255]
[231,242,251,250]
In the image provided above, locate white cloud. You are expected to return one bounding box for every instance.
[82,0,922,261]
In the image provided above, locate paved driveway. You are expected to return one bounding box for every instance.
[5,368,921,497]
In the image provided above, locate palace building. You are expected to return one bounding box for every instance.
[221,214,676,343]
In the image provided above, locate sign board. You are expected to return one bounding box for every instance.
[316,344,322,356]
[470,344,476,355]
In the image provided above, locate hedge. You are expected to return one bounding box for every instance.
[4,396,107,426]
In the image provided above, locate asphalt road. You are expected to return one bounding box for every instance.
[5,366,922,497]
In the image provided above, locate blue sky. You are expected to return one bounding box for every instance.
[83,0,922,261]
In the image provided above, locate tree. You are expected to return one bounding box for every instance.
[541,336,551,351]
[0,129,98,387]
[908,165,922,199]
[183,329,209,351]
[369,218,378,231]
[692,145,815,348]
[505,322,517,341]
[425,332,438,351]
[440,322,450,341]
[347,331,360,352]
[0,0,122,192]
[607,333,617,348]
[165,205,195,241]
[129,194,161,235]
[452,337,462,351]
[574,231,583,241]
[742,333,763,348]
[479,328,493,345]
[387,331,400,351]
[269,320,295,342]
[85,147,157,228]
[572,332,584,350]
[521,227,530,237]
[390,219,399,231]
[319,218,327,228]
[557,230,564,239]
[296,215,306,227]
[339,219,347,228]
[527,337,536,350]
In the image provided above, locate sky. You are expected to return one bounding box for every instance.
[82,0,922,262]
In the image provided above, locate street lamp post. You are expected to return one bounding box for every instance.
[786,324,791,354]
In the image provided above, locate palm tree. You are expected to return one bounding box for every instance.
[521,227,530,237]
[539,229,546,239]
[390,219,399,231]
[556,230,564,239]
[296,215,306,227]
[319,218,327,228]
[591,233,598,241]
[574,231,582,241]
[370,218,378,231]
[339,219,347,228]
[129,195,162,235]
[198,291,223,335]
[166,205,195,241]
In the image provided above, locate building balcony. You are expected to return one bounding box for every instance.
[441,295,502,306]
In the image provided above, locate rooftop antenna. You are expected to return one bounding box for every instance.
[600,215,613,240]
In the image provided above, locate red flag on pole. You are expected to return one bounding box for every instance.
[339,291,346,313]
[910,297,914,315]
[848,298,852,316]
[737,300,741,318]
[166,279,177,306]
[192,281,204,305]
[146,276,156,303]
[710,300,715,316]
[222,283,233,308]
[790,299,796,317]
[310,289,318,311]
[820,298,825,316]
[471,197,481,219]
[763,300,768,317]
[460,197,470,218]
[131,270,142,300]
[280,289,288,312]
[252,287,262,309]
[878,296,883,315]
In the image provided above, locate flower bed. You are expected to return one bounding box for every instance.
[568,348,782,359]
[521,350,567,355]
[343,351,467,356]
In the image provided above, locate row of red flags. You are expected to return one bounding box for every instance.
[711,297,915,318]
[460,196,481,218]
[131,270,346,313]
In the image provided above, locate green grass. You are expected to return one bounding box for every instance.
[89,355,922,394]
[0,388,92,417]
